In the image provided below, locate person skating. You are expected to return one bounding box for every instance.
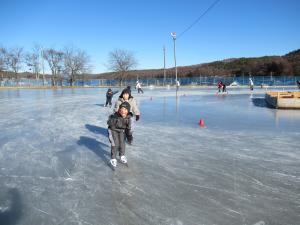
[107,102,132,168]
[105,88,118,107]
[114,88,140,145]
[126,86,132,95]
[249,78,254,91]
[222,83,227,92]
[175,80,180,91]
[136,81,144,94]
[217,81,223,93]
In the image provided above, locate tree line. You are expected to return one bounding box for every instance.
[0,44,138,86]
[0,45,92,86]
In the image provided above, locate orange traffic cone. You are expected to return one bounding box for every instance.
[199,119,205,127]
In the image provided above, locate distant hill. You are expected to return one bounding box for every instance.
[95,49,300,79]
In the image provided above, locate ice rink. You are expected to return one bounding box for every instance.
[0,87,299,225]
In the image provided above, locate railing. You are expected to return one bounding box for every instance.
[1,75,300,87]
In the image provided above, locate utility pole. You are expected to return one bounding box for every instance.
[171,32,177,84]
[163,46,166,86]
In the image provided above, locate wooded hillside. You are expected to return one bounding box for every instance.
[95,49,300,79]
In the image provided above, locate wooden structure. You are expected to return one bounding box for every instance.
[265,92,300,109]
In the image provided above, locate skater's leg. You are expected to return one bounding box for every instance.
[119,131,126,156]
[119,131,127,163]
[108,129,119,159]
[111,146,117,159]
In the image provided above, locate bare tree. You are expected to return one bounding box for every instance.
[25,45,41,81]
[107,49,138,86]
[43,48,64,86]
[6,47,23,83]
[39,47,47,86]
[63,46,90,86]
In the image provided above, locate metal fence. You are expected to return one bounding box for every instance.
[1,75,300,87]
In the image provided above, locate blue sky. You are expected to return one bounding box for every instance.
[1,0,299,73]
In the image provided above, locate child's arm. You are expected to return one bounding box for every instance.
[113,100,121,112]
[126,117,132,131]
[131,99,140,116]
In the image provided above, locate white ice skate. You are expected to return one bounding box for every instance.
[120,156,127,164]
[110,159,117,167]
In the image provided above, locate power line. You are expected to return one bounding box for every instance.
[177,0,221,39]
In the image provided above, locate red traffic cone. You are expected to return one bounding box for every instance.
[199,119,205,127]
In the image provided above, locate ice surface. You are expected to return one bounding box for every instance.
[0,87,299,225]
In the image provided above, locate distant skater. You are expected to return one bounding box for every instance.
[176,80,180,91]
[136,81,144,94]
[249,78,254,91]
[222,83,227,93]
[105,88,118,107]
[107,102,132,168]
[126,86,132,95]
[296,80,300,90]
[217,81,223,93]
[114,88,140,145]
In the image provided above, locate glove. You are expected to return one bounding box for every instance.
[135,115,140,121]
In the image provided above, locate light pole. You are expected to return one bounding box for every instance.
[171,32,177,84]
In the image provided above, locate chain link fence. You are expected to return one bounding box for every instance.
[1,75,300,87]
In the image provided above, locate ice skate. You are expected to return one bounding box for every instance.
[120,155,127,164]
[110,159,117,167]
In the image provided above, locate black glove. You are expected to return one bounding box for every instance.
[135,115,140,121]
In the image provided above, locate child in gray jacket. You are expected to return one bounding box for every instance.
[114,88,140,145]
[108,101,132,167]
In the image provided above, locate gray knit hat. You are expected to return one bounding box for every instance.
[119,102,131,112]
